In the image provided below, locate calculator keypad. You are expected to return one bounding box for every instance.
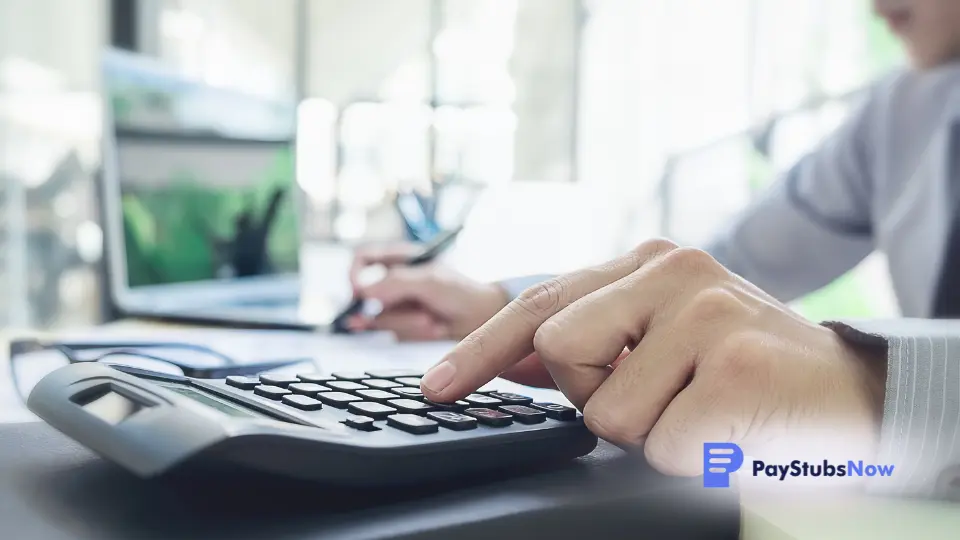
[297,373,335,384]
[316,392,362,408]
[464,408,513,427]
[427,411,477,431]
[530,402,577,421]
[330,372,369,381]
[282,394,323,411]
[344,415,379,431]
[464,394,502,406]
[347,401,397,420]
[387,414,439,434]
[254,385,292,400]
[259,374,301,388]
[488,392,533,405]
[362,379,402,390]
[424,399,469,412]
[356,389,399,402]
[225,376,260,390]
[499,405,546,424]
[327,381,368,392]
[219,368,578,437]
[391,387,424,399]
[389,399,434,413]
[288,383,330,396]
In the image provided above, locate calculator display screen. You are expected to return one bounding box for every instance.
[158,382,260,418]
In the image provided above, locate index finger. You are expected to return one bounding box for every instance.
[420,239,679,402]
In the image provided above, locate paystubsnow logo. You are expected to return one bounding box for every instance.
[702,443,895,488]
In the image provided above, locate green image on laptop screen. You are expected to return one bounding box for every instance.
[116,137,300,288]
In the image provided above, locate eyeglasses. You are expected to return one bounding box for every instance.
[9,339,310,403]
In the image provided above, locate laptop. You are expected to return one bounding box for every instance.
[98,52,348,331]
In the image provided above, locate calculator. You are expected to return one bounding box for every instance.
[26,363,598,485]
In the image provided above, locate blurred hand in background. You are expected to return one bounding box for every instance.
[348,243,557,388]
[348,243,508,342]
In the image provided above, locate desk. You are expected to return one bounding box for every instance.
[0,326,739,540]
[0,422,739,540]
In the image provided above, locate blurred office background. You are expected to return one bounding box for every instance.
[0,0,905,331]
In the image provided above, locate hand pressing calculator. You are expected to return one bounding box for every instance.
[27,363,598,485]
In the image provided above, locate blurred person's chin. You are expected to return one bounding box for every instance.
[907,40,960,69]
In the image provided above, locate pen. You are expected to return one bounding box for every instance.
[331,226,464,333]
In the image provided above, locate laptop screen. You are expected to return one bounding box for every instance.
[115,134,299,288]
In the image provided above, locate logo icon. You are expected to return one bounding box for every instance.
[703,443,744,488]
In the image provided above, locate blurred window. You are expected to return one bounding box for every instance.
[304,0,581,241]
[595,0,905,319]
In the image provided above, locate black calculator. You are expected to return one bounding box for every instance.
[27,363,598,485]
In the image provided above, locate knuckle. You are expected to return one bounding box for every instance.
[633,238,679,257]
[628,238,679,267]
[708,331,767,373]
[679,288,744,325]
[583,402,645,447]
[532,320,571,364]
[513,277,572,319]
[658,247,717,275]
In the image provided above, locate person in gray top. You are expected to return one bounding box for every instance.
[347,0,960,500]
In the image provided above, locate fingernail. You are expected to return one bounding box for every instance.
[421,361,456,394]
[361,299,383,318]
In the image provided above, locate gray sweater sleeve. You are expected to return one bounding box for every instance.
[704,84,883,303]
[829,319,960,500]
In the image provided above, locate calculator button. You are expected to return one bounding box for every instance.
[327,381,368,392]
[424,399,469,412]
[388,399,434,413]
[499,405,546,424]
[391,387,424,399]
[530,402,577,421]
[258,374,301,387]
[387,414,439,434]
[331,372,369,381]
[281,394,323,411]
[427,411,478,431]
[254,385,292,400]
[356,389,400,402]
[365,368,423,379]
[395,377,422,387]
[362,379,402,389]
[464,408,513,427]
[297,373,335,384]
[288,383,330,396]
[348,401,397,420]
[464,394,502,406]
[316,392,362,408]
[225,376,260,390]
[343,415,379,432]
[487,392,533,405]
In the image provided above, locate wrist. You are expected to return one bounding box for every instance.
[842,337,888,425]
